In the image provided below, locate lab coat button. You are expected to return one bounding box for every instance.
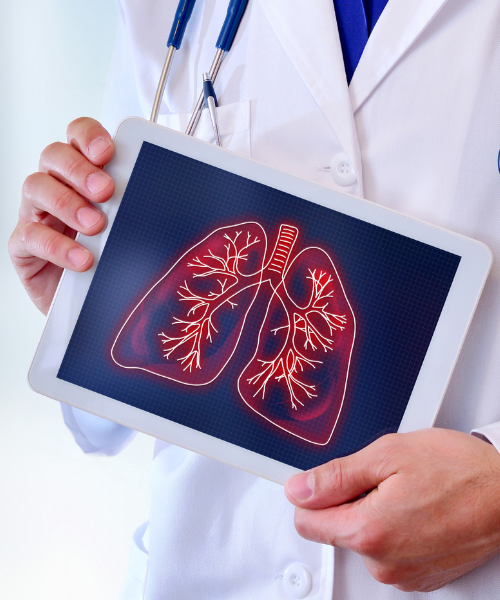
[282,563,312,598]
[330,152,357,186]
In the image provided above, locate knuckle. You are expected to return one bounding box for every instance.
[63,155,88,181]
[324,460,345,492]
[375,433,399,452]
[354,534,378,557]
[74,116,94,128]
[52,186,75,213]
[67,117,104,146]
[20,222,60,261]
[40,142,65,167]
[67,117,89,137]
[373,433,405,473]
[368,563,400,586]
[352,520,386,557]
[22,172,43,198]
[7,227,20,260]
[20,221,38,250]
[41,231,61,260]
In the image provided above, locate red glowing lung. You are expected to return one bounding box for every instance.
[111,223,267,384]
[111,222,356,445]
[238,245,356,445]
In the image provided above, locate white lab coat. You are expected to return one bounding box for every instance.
[64,0,500,597]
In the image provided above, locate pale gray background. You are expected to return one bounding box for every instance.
[0,1,155,598]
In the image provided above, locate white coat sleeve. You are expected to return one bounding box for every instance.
[61,403,137,456]
[472,422,500,454]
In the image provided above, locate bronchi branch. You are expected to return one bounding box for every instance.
[186,231,260,278]
[297,269,347,352]
[247,269,347,410]
[247,349,320,410]
[158,230,260,371]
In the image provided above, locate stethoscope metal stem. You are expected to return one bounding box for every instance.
[150,46,177,123]
[185,48,225,136]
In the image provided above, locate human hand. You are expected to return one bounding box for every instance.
[8,118,115,315]
[285,428,500,592]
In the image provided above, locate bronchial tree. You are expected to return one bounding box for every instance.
[158,230,262,372]
[246,268,348,411]
[112,222,356,445]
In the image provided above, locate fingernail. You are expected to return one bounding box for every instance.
[86,171,111,195]
[88,137,110,158]
[68,247,91,268]
[77,206,101,229]
[286,472,314,500]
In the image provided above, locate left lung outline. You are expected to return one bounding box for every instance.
[111,222,267,386]
[238,245,356,446]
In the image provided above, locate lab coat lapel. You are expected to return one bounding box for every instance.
[349,0,451,112]
[258,0,362,183]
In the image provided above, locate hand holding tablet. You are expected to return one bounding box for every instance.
[285,428,500,592]
[28,117,491,483]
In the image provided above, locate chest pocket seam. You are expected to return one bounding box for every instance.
[156,99,252,158]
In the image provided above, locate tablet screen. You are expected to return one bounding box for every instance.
[58,142,460,470]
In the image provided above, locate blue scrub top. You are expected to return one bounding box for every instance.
[333,0,389,83]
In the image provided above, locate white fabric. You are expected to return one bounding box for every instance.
[131,442,332,600]
[61,403,136,456]
[64,0,500,597]
[472,420,500,452]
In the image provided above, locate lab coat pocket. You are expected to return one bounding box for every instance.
[156,100,251,158]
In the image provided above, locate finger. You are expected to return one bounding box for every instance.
[293,502,366,550]
[285,434,400,509]
[15,221,93,272]
[66,117,114,166]
[21,172,105,235]
[39,143,114,203]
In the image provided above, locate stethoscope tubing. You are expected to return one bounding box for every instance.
[150,45,177,123]
[150,0,250,134]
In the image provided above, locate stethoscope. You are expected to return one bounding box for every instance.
[150,0,249,140]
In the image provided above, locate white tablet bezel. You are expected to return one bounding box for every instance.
[28,117,492,484]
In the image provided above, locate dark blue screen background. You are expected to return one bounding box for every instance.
[58,142,460,471]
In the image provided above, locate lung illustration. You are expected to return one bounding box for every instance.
[111,223,267,385]
[238,235,356,445]
[112,222,355,445]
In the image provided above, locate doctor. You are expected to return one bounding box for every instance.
[9,0,500,598]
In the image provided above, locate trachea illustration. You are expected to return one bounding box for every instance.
[111,223,356,445]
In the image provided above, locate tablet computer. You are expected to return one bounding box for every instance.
[29,117,492,484]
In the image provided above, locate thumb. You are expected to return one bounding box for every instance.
[285,434,399,510]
